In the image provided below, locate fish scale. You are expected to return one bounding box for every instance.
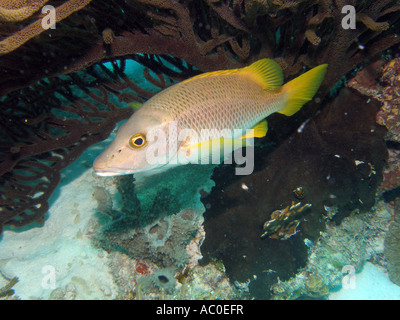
[147,73,280,136]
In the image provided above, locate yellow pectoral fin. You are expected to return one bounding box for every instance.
[241,119,268,139]
[184,121,267,164]
[128,101,143,110]
[184,137,249,164]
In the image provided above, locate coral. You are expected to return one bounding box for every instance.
[186,224,206,269]
[305,29,321,46]
[1,58,187,234]
[96,207,203,268]
[0,0,92,55]
[107,252,241,300]
[261,202,312,240]
[135,261,151,276]
[304,274,329,297]
[0,0,399,96]
[200,88,387,299]
[349,58,400,143]
[182,262,241,300]
[0,0,399,234]
[102,28,114,45]
[0,0,49,22]
[348,58,400,192]
[0,276,18,298]
[271,200,393,299]
[376,60,400,143]
[380,149,400,193]
[384,199,400,286]
[49,283,77,300]
[356,13,390,31]
[149,267,177,294]
[91,163,215,269]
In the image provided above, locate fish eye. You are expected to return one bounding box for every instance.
[129,133,147,149]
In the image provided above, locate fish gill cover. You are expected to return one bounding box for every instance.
[0,0,399,299]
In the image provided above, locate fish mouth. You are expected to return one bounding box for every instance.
[93,161,137,176]
[93,162,171,177]
[93,156,137,176]
[93,168,136,176]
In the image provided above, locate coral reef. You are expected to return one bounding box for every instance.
[271,200,393,299]
[1,0,400,300]
[98,210,203,268]
[88,162,242,299]
[200,87,387,299]
[108,251,242,300]
[92,164,215,268]
[1,0,400,234]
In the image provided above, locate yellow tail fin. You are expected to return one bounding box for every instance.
[279,64,328,116]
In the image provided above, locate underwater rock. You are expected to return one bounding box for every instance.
[348,58,400,192]
[384,200,400,286]
[107,251,241,300]
[200,87,387,299]
[92,164,215,269]
[348,58,400,143]
[49,283,77,300]
[376,59,400,143]
[95,209,204,269]
[92,187,117,219]
[381,149,400,193]
[182,262,242,300]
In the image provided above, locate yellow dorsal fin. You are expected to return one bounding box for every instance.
[181,69,240,84]
[128,101,143,110]
[181,59,283,91]
[239,59,284,91]
[241,119,268,139]
[279,64,328,116]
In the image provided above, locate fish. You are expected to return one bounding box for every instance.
[93,58,327,176]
